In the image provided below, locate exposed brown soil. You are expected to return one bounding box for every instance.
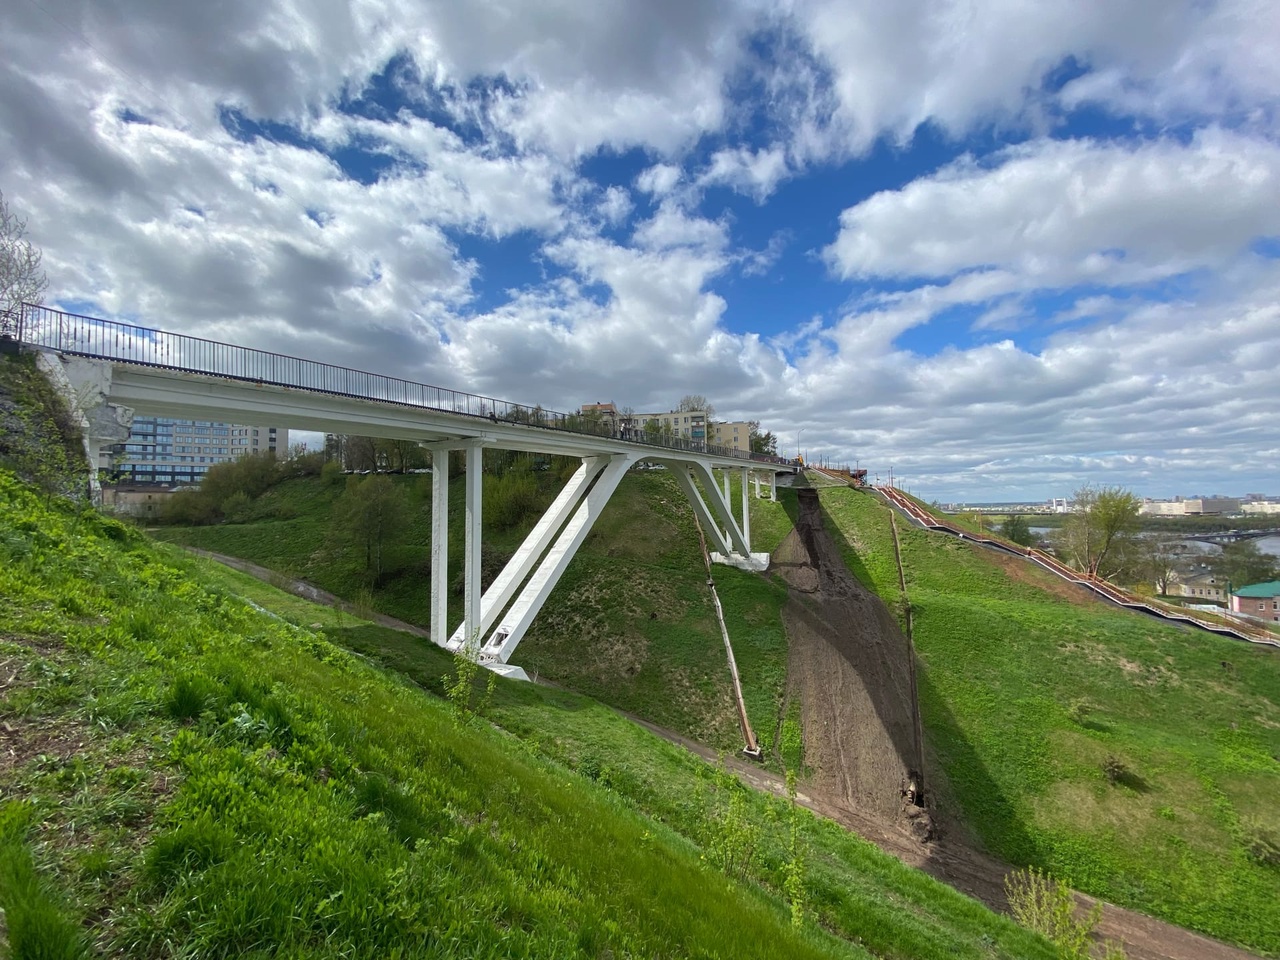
[772,488,931,835]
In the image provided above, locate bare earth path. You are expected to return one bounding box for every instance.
[180,543,1261,960]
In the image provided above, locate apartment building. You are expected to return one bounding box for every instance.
[711,420,752,453]
[578,402,759,453]
[631,409,708,444]
[109,416,288,485]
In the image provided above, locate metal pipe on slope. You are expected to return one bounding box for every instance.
[691,510,762,759]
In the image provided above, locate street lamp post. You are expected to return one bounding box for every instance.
[796,429,803,461]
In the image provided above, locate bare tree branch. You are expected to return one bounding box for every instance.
[1,190,48,334]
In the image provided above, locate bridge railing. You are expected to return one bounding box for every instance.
[15,304,785,465]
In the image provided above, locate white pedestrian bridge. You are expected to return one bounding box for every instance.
[11,304,790,680]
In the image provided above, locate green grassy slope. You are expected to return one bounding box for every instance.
[0,469,1057,959]
[157,469,800,759]
[819,487,1280,955]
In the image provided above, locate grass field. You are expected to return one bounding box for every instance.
[157,468,801,760]
[0,468,1060,959]
[819,487,1280,955]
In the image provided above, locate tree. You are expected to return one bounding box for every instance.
[343,435,379,472]
[1211,540,1279,590]
[677,394,715,420]
[999,514,1035,547]
[1053,484,1142,580]
[332,475,410,581]
[1145,533,1187,595]
[1,190,48,333]
[748,421,778,456]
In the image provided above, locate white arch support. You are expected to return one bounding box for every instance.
[445,455,618,653]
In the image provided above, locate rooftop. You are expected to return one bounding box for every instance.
[1233,581,1280,598]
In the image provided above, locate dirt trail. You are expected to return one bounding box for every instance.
[182,543,1262,960]
[771,488,931,834]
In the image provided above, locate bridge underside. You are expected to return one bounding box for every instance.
[53,354,781,679]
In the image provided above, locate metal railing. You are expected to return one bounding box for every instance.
[875,484,1279,648]
[15,303,785,465]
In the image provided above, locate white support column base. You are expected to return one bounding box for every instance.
[711,551,771,572]
[482,661,530,682]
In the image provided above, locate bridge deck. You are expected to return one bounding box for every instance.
[15,303,794,471]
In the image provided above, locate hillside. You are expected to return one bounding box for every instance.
[156,469,796,758]
[153,465,1280,954]
[818,487,1280,954]
[0,468,1061,959]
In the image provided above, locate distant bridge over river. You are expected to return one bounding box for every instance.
[1180,529,1280,545]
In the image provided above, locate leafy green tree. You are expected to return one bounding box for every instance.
[332,475,410,581]
[1212,540,1279,590]
[999,513,1035,547]
[748,422,778,456]
[1053,485,1142,580]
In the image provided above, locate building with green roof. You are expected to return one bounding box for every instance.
[1229,581,1280,622]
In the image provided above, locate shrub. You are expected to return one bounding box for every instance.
[221,491,253,524]
[1102,755,1128,785]
[286,451,326,477]
[484,470,541,531]
[1004,867,1122,959]
[161,487,219,525]
[321,459,344,486]
[1067,698,1092,725]
[1243,818,1280,868]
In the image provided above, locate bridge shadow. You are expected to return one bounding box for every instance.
[808,488,1046,901]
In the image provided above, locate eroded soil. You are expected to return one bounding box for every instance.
[772,488,931,835]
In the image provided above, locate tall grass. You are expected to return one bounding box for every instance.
[0,803,90,960]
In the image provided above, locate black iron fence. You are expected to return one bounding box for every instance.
[16,303,788,465]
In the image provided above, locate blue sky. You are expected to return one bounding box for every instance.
[1,0,1277,501]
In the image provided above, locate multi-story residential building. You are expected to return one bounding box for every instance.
[578,402,761,454]
[711,420,752,453]
[581,403,708,445]
[108,416,288,485]
[630,409,708,444]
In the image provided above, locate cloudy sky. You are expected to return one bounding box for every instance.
[3,0,1278,501]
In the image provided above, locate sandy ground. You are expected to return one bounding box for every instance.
[182,543,1263,960]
